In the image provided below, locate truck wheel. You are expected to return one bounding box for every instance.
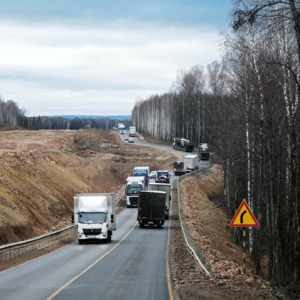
[165,215,169,220]
[78,240,83,244]
[139,223,144,228]
[157,224,162,229]
[127,205,130,208]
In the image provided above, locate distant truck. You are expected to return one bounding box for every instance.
[129,126,136,137]
[120,129,125,135]
[137,190,166,228]
[74,193,116,244]
[133,166,150,187]
[125,176,145,207]
[148,183,171,219]
[184,155,199,172]
[173,137,194,152]
[155,170,171,183]
[173,161,185,176]
[198,143,210,160]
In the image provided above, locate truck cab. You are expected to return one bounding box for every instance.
[74,194,116,244]
[155,170,171,183]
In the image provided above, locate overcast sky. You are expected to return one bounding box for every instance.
[0,0,232,116]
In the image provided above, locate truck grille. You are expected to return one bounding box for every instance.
[129,197,138,206]
[83,228,101,235]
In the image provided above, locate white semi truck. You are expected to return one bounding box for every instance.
[148,183,171,219]
[129,126,136,137]
[125,176,145,207]
[184,154,199,172]
[74,193,116,244]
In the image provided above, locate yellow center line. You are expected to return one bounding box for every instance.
[47,222,138,300]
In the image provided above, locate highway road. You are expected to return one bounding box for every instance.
[0,132,209,300]
[0,206,170,300]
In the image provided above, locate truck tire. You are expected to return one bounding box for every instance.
[139,223,144,228]
[127,205,130,208]
[78,240,83,244]
[157,224,162,229]
[165,215,169,220]
[108,232,112,242]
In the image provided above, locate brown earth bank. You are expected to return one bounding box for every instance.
[136,131,173,146]
[0,129,178,245]
[170,165,277,300]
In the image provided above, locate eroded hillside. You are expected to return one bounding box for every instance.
[0,129,177,245]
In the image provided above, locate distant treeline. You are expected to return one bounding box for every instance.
[0,97,130,130]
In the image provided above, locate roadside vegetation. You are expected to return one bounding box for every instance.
[132,1,300,296]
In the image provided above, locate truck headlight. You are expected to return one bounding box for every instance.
[102,231,106,235]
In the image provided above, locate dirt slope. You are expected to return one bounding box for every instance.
[170,165,275,300]
[0,129,177,245]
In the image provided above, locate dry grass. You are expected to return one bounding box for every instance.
[179,165,275,300]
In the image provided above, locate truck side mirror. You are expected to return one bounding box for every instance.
[169,196,171,201]
[111,214,114,223]
[71,215,74,223]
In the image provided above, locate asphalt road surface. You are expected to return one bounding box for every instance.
[0,132,209,300]
[0,206,170,300]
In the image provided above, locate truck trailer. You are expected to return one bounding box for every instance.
[129,126,136,137]
[133,166,150,187]
[148,183,171,219]
[137,190,166,228]
[173,161,185,176]
[74,193,116,244]
[184,155,199,172]
[173,137,195,152]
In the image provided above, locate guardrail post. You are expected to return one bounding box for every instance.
[24,246,26,254]
[6,251,9,260]
[11,250,14,259]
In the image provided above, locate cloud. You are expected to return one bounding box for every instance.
[0,20,221,115]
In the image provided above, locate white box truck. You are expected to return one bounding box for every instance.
[129,126,136,137]
[184,154,199,172]
[125,176,145,207]
[74,193,116,244]
[148,183,171,219]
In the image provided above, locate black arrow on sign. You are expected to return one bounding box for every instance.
[240,210,247,224]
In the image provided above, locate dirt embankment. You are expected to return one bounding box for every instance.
[170,165,275,300]
[0,129,178,245]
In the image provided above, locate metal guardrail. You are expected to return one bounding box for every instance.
[116,189,125,204]
[1,190,126,262]
[0,225,76,261]
[176,165,213,277]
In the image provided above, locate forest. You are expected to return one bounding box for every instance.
[0,98,130,130]
[132,0,300,296]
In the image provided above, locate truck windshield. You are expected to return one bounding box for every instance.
[127,186,142,195]
[78,212,106,224]
[134,171,147,176]
[158,172,168,177]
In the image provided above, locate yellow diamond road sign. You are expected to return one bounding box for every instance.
[229,199,259,227]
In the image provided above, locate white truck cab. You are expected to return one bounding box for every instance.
[74,193,116,244]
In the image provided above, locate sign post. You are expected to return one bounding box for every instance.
[229,199,259,280]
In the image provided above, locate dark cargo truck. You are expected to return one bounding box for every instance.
[173,161,185,176]
[173,137,195,152]
[137,191,166,228]
[198,143,210,160]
